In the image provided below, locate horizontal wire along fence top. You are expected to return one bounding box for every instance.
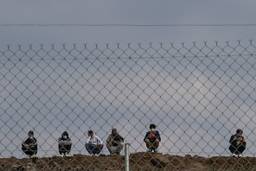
[2,23,256,27]
[0,40,255,61]
[0,40,256,170]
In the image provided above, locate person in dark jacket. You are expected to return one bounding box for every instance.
[229,129,246,157]
[58,131,72,156]
[106,128,124,155]
[21,130,37,157]
[144,124,161,152]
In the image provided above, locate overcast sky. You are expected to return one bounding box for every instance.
[0,0,256,43]
[1,0,256,158]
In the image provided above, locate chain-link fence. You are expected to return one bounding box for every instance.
[1,40,256,170]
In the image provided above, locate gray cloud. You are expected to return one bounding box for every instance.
[1,0,256,44]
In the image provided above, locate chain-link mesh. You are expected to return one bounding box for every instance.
[1,40,256,170]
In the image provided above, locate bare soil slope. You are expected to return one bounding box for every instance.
[0,152,256,171]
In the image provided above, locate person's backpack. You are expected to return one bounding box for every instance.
[148,131,157,142]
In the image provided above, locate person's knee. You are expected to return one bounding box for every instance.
[108,145,122,154]
[146,141,159,148]
[85,143,95,152]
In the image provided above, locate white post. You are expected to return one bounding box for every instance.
[124,143,130,171]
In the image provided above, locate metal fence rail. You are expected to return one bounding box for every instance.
[0,40,256,169]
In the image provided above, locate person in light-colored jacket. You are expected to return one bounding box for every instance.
[85,130,103,155]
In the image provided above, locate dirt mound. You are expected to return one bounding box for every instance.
[0,153,256,171]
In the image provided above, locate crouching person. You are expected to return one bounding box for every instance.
[144,124,161,152]
[22,130,38,158]
[106,128,124,155]
[85,130,103,155]
[229,129,246,157]
[58,131,72,156]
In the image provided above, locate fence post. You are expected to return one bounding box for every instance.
[124,143,130,171]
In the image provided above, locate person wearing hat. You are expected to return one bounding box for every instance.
[144,124,161,152]
[229,129,246,157]
[58,131,72,156]
[21,130,38,158]
[106,128,124,155]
